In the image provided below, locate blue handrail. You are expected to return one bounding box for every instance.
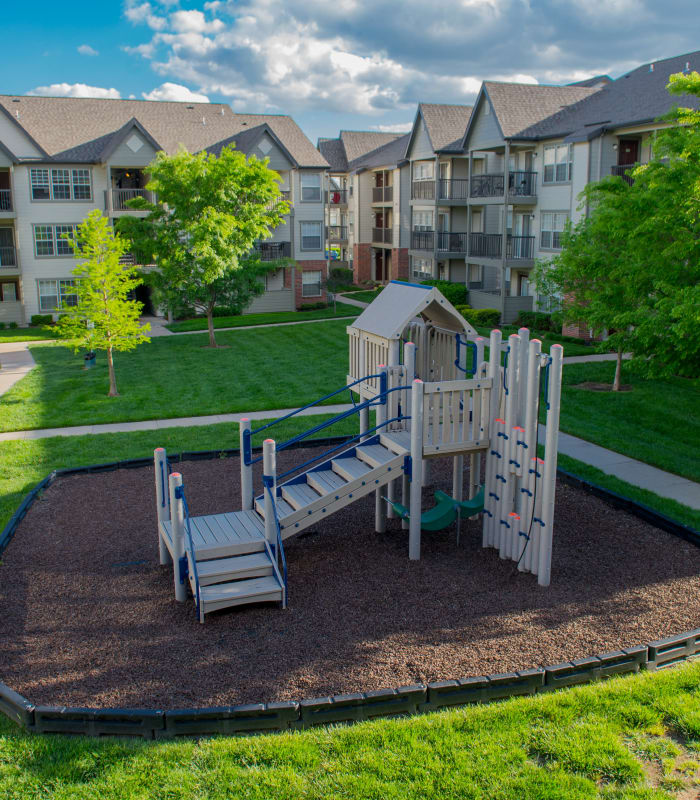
[454,334,478,375]
[174,484,200,620]
[264,480,288,603]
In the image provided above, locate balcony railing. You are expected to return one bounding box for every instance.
[470,172,538,199]
[111,188,148,211]
[328,225,348,241]
[437,179,469,202]
[253,241,292,261]
[436,231,468,253]
[372,227,393,245]
[326,189,348,205]
[0,246,17,267]
[0,190,12,212]
[372,186,393,203]
[508,171,537,197]
[411,230,434,250]
[411,180,435,200]
[469,232,502,258]
[470,174,504,198]
[506,235,535,259]
[611,164,637,186]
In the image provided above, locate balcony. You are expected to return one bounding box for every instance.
[372,227,393,245]
[372,186,393,203]
[0,246,17,269]
[106,188,150,217]
[0,190,12,213]
[469,232,502,258]
[436,231,468,255]
[411,230,434,251]
[411,180,435,200]
[437,179,469,203]
[253,241,292,261]
[611,164,638,186]
[506,235,535,260]
[328,225,348,242]
[326,189,348,206]
[470,174,503,198]
[470,171,537,201]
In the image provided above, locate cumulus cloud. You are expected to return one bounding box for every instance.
[141,81,210,102]
[28,83,121,99]
[371,122,413,133]
[77,44,99,56]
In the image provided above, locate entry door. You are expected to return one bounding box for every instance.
[0,228,13,247]
[618,139,639,165]
[374,249,384,282]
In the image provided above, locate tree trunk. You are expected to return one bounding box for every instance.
[207,307,217,348]
[107,346,119,397]
[612,347,623,392]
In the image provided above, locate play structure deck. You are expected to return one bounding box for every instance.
[154,281,563,622]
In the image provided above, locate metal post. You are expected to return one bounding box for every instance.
[538,344,563,586]
[239,418,253,510]
[359,406,369,442]
[168,471,186,602]
[263,438,277,549]
[375,366,388,533]
[409,379,424,560]
[154,448,170,565]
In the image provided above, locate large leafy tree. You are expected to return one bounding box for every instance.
[58,210,150,397]
[536,71,700,389]
[120,144,289,346]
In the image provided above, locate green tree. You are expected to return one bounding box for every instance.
[120,145,289,347]
[536,71,700,389]
[58,210,150,397]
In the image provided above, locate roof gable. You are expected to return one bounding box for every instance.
[419,103,473,152]
[204,122,297,168]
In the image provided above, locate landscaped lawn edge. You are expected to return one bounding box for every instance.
[1,437,698,739]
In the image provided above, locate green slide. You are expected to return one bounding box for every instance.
[384,486,485,532]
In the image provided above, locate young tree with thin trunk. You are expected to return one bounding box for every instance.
[119,144,289,347]
[58,210,150,397]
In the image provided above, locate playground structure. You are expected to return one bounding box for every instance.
[154,281,563,622]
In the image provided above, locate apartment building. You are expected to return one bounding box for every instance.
[318,131,410,284]
[0,96,330,325]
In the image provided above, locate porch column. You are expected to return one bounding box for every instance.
[500,141,510,323]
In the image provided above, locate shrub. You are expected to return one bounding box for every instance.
[299,301,328,311]
[329,267,353,284]
[515,311,554,332]
[8,321,18,329]
[0,322,5,330]
[420,279,468,307]
[459,307,501,328]
[30,314,53,327]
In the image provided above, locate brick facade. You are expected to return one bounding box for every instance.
[294,260,328,308]
[561,322,604,342]
[391,248,409,281]
[353,243,372,284]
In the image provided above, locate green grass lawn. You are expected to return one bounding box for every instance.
[557,362,700,482]
[0,662,698,799]
[0,326,60,343]
[340,289,382,303]
[0,322,351,432]
[166,303,358,332]
[473,326,595,357]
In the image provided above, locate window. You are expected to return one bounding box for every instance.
[30,168,92,200]
[301,270,322,297]
[300,173,321,201]
[412,210,433,231]
[543,145,572,183]
[300,221,322,250]
[540,212,569,250]
[0,281,18,302]
[411,256,433,280]
[37,279,78,311]
[266,269,284,291]
[33,224,79,257]
[413,162,434,180]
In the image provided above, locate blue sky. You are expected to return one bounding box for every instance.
[2,1,698,144]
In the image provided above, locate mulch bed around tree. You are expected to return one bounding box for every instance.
[1,446,698,710]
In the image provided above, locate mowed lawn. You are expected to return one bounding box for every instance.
[0,321,350,432]
[0,663,698,799]
[166,302,358,332]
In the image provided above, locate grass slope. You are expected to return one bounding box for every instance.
[166,303,358,332]
[0,663,698,799]
[0,326,59,343]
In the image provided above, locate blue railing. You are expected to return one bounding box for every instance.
[263,479,288,603]
[454,334,478,375]
[174,483,200,620]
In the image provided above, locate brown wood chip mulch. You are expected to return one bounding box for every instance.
[1,447,698,710]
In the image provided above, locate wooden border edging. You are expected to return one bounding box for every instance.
[0,439,698,739]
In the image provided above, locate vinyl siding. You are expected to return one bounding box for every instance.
[466,97,503,151]
[0,115,42,159]
[107,133,159,168]
[407,117,434,160]
[245,288,295,313]
[291,169,325,261]
[399,164,411,248]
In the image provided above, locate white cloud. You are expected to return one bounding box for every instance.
[28,83,121,99]
[77,44,99,56]
[141,82,210,102]
[170,9,225,33]
[371,122,413,133]
[124,1,167,30]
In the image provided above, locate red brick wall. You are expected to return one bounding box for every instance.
[353,243,372,284]
[562,322,604,342]
[391,248,409,281]
[294,260,328,309]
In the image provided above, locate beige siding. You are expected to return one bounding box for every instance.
[245,289,295,313]
[407,117,434,160]
[291,169,325,261]
[467,97,503,151]
[358,172,373,242]
[0,115,42,159]
[107,133,159,168]
[399,164,411,247]
[0,299,23,324]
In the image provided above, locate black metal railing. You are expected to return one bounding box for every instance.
[372,227,393,244]
[253,241,292,261]
[436,231,468,253]
[470,174,504,198]
[111,188,148,210]
[328,225,348,240]
[0,246,16,267]
[411,230,434,250]
[508,171,537,197]
[0,190,12,212]
[611,164,637,186]
[506,235,535,259]
[471,172,538,198]
[469,232,502,258]
[372,186,393,203]
[437,179,469,201]
[411,180,435,200]
[326,189,348,205]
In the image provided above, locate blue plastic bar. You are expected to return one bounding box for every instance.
[174,483,200,619]
[264,482,287,597]
[390,279,430,290]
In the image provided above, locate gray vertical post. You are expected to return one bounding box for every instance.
[359,406,369,442]
[168,472,186,603]
[263,439,277,549]
[154,448,170,565]
[239,418,253,510]
[386,341,401,518]
[404,341,417,421]
[409,379,424,560]
[517,327,530,428]
[375,366,388,533]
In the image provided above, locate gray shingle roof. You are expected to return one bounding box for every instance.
[339,131,402,163]
[0,95,328,167]
[348,133,410,170]
[317,138,349,171]
[419,103,473,152]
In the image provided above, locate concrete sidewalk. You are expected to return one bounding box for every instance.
[142,314,358,337]
[0,341,39,395]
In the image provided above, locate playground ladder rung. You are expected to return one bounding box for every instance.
[254,495,295,520]
[282,481,324,511]
[195,551,273,586]
[307,469,348,496]
[331,455,373,483]
[355,443,398,468]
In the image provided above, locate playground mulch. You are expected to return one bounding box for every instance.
[1,447,699,710]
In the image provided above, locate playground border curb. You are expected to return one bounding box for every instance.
[0,438,699,739]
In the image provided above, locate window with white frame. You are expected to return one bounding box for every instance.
[543,145,572,183]
[412,162,434,180]
[30,168,92,201]
[411,256,433,280]
[301,270,322,297]
[300,221,322,250]
[37,279,78,311]
[300,173,321,201]
[412,210,433,230]
[540,212,569,250]
[33,224,79,257]
[265,268,284,291]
